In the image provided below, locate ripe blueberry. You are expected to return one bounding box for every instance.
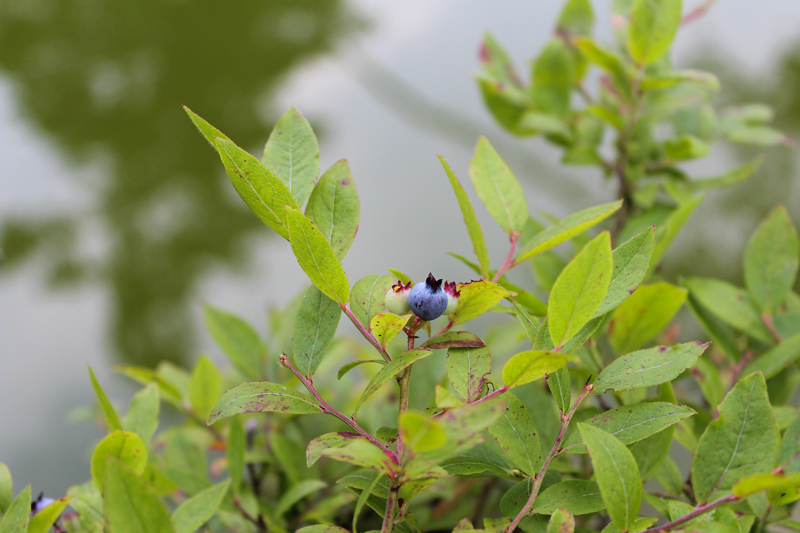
[385,280,412,315]
[408,273,449,321]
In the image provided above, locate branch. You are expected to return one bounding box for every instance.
[645,494,739,533]
[492,233,520,283]
[762,313,782,344]
[681,0,718,25]
[341,304,392,362]
[430,385,508,420]
[279,354,397,460]
[505,383,594,533]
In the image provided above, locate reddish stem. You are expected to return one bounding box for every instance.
[341,304,392,362]
[681,0,718,25]
[493,233,520,283]
[646,494,739,533]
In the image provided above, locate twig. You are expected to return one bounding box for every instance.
[234,496,267,532]
[681,0,718,25]
[645,494,739,533]
[381,487,400,533]
[341,304,392,362]
[728,349,754,392]
[279,354,397,461]
[762,313,782,344]
[492,233,520,283]
[434,319,455,337]
[505,383,594,532]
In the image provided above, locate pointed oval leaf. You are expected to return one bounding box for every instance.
[741,332,800,380]
[292,286,342,378]
[608,282,687,353]
[532,39,573,119]
[354,349,432,414]
[351,274,394,329]
[579,424,642,532]
[285,206,350,305]
[104,459,175,533]
[369,312,408,349]
[593,342,708,394]
[216,138,300,240]
[547,366,571,413]
[549,232,613,348]
[183,106,231,148]
[319,439,395,475]
[88,365,123,432]
[627,0,682,66]
[0,463,11,514]
[297,526,351,533]
[532,480,604,515]
[172,480,231,533]
[208,382,322,424]
[744,205,800,313]
[487,393,541,476]
[779,415,800,473]
[691,372,779,502]
[262,106,320,207]
[307,432,362,467]
[547,508,575,533]
[447,346,491,403]
[468,136,529,236]
[440,155,491,278]
[337,360,384,380]
[188,354,222,421]
[227,415,245,496]
[502,350,576,389]
[593,226,654,318]
[0,485,30,533]
[27,496,72,533]
[422,331,486,350]
[732,472,800,498]
[400,411,448,453]
[202,304,264,380]
[91,430,148,493]
[306,159,360,260]
[450,280,513,325]
[276,479,328,518]
[685,278,774,343]
[516,200,622,263]
[561,402,695,454]
[123,383,159,444]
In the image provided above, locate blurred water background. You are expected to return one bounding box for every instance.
[2,0,800,497]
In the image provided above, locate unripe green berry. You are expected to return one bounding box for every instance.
[385,280,411,314]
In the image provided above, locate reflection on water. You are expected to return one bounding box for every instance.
[0,0,355,366]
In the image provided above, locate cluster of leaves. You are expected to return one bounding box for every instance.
[3,1,800,533]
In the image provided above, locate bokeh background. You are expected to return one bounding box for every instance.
[2,0,800,498]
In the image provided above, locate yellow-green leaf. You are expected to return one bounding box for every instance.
[262,106,320,207]
[502,350,576,389]
[450,279,512,325]
[354,349,431,414]
[400,411,448,453]
[370,312,409,349]
[91,430,148,493]
[608,282,687,353]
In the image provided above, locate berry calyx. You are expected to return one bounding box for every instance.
[408,273,449,321]
[385,280,412,314]
[443,281,460,315]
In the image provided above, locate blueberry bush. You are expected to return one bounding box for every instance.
[3,1,800,533]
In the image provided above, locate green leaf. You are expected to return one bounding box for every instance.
[0,485,29,533]
[188,354,221,421]
[744,205,800,313]
[547,366,571,413]
[354,349,431,414]
[276,479,327,517]
[547,508,575,533]
[686,294,741,363]
[557,0,594,37]
[532,39,573,119]
[609,282,687,353]
[400,411,448,453]
[572,39,631,100]
[487,393,541,476]
[306,432,361,467]
[27,496,71,533]
[306,159,360,260]
[440,155,491,278]
[468,136,529,236]
[450,280,513,325]
[227,415,245,496]
[594,226,655,318]
[216,137,300,240]
[88,365,123,432]
[123,383,159,444]
[104,459,175,533]
[292,286,341,378]
[422,331,486,350]
[691,372,780,502]
[532,480,604,515]
[91,430,148,493]
[684,278,774,343]
[447,346,492,403]
[549,232,613,349]
[262,106,320,207]
[351,274,394,330]
[337,360,384,380]
[285,206,350,305]
[441,455,510,478]
[207,382,322,424]
[632,428,674,481]
[353,473,381,533]
[727,125,791,146]
[514,302,541,346]
[689,157,763,192]
[172,480,231,533]
[297,526,351,533]
[642,69,720,91]
[202,304,264,380]
[780,415,800,476]
[561,402,694,454]
[593,342,708,394]
[0,464,10,514]
[732,472,800,498]
[502,350,576,389]
[741,332,800,380]
[183,106,231,148]
[664,135,710,161]
[579,424,642,532]
[627,0,682,65]
[319,439,395,475]
[434,401,506,461]
[650,194,704,268]
[516,201,622,264]
[369,313,408,349]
